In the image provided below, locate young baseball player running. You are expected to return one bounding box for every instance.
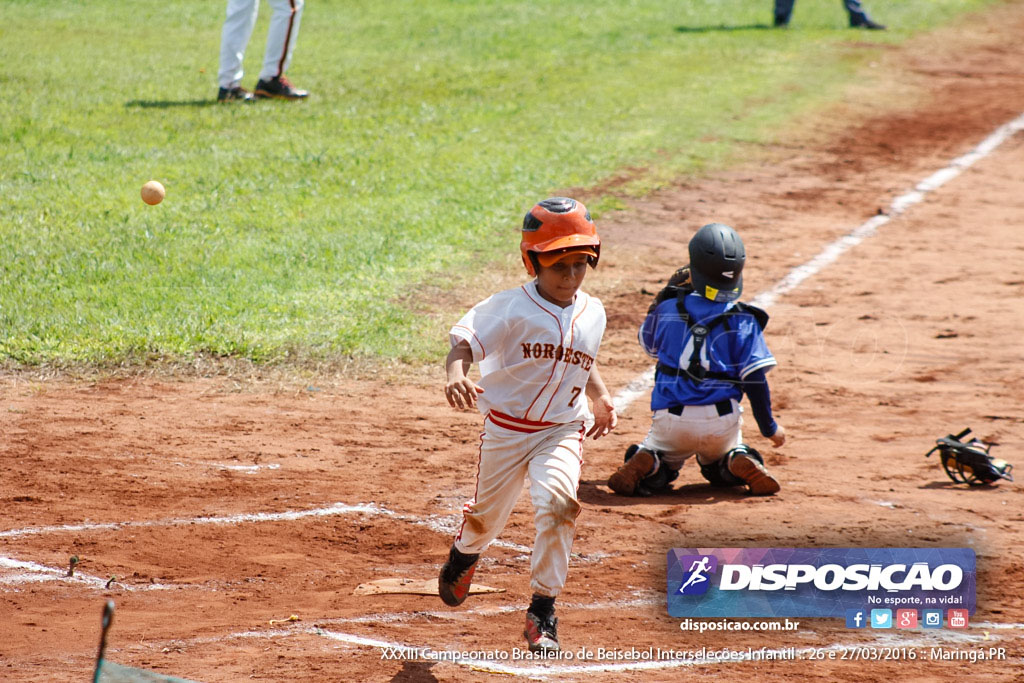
[607,222,786,498]
[440,197,617,654]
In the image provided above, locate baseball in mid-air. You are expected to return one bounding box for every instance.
[141,180,166,205]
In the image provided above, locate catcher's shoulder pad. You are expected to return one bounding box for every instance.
[926,429,1014,486]
[731,301,769,331]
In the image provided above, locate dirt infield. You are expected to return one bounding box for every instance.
[3,6,1024,682]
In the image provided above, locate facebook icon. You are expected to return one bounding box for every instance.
[845,609,866,629]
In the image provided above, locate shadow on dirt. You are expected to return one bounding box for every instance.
[390,661,440,682]
[578,480,754,506]
[919,480,1007,493]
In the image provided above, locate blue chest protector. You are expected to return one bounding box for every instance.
[653,288,769,385]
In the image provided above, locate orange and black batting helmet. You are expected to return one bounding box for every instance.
[520,197,601,276]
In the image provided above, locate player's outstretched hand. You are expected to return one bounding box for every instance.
[769,423,786,448]
[587,394,617,439]
[445,378,484,410]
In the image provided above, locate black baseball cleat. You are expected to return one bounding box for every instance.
[217,86,255,102]
[524,610,559,653]
[254,75,309,100]
[438,546,479,607]
[850,17,886,30]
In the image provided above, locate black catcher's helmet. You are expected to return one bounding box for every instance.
[688,223,745,302]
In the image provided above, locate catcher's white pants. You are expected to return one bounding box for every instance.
[454,414,584,598]
[641,400,743,469]
[218,0,305,88]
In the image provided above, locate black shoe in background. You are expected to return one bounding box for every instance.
[254,75,309,100]
[217,86,255,102]
[850,16,886,30]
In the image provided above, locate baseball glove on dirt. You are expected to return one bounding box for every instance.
[926,428,1013,486]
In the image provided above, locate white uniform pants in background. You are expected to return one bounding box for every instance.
[641,399,743,469]
[454,415,584,598]
[218,0,305,89]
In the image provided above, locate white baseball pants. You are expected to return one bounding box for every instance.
[454,414,585,598]
[218,0,305,89]
[641,400,743,469]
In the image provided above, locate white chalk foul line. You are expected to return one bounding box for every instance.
[613,111,1024,414]
[0,501,533,553]
[73,451,283,474]
[0,555,178,592]
[100,605,1024,678]
[0,504,384,590]
[263,626,1014,677]
[0,502,379,540]
[2,498,598,593]
[185,460,281,474]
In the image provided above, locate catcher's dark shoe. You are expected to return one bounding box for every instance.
[636,465,679,497]
[850,17,886,30]
[773,14,790,27]
[524,610,559,653]
[728,452,780,496]
[254,75,309,100]
[608,445,655,496]
[217,86,255,102]
[438,546,479,607]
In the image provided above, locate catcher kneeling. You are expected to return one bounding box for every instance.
[608,223,786,497]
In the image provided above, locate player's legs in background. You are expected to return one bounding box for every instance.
[695,412,780,495]
[525,424,584,597]
[844,0,870,24]
[609,406,735,496]
[650,403,740,471]
[773,0,795,26]
[218,0,260,89]
[259,0,305,82]
[694,409,743,463]
[844,0,884,28]
[685,406,744,485]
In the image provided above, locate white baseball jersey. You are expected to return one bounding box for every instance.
[450,281,606,426]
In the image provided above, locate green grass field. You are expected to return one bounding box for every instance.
[0,0,996,367]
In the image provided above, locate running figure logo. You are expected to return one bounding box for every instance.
[677,554,718,595]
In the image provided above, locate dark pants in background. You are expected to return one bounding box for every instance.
[774,0,873,26]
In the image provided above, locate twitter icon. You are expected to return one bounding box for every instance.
[870,609,892,628]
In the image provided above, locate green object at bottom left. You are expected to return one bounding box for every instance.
[94,601,203,683]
